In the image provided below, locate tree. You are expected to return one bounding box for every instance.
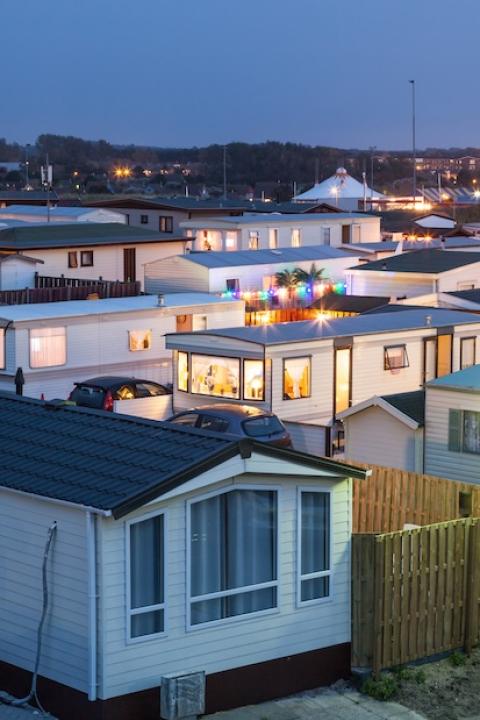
[274,269,298,305]
[293,263,325,287]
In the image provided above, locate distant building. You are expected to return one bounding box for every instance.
[0,204,126,225]
[0,190,59,208]
[293,167,384,211]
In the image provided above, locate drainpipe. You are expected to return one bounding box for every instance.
[86,512,97,702]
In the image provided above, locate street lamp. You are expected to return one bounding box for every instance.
[409,80,416,206]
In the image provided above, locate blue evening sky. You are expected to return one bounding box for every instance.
[2,0,478,149]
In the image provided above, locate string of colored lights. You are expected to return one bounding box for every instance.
[221,281,347,301]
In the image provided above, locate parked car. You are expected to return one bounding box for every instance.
[69,376,172,412]
[166,404,292,447]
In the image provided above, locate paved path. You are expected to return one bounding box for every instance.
[204,685,426,720]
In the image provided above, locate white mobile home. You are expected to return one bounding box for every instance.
[181,213,380,252]
[166,309,480,455]
[0,223,189,289]
[0,253,43,290]
[338,390,425,471]
[0,205,126,224]
[144,246,362,295]
[424,365,480,484]
[0,394,367,720]
[0,293,244,400]
[346,249,480,299]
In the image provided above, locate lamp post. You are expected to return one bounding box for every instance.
[369,146,376,201]
[409,80,416,206]
[25,143,30,189]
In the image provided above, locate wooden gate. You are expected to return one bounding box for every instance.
[352,518,480,673]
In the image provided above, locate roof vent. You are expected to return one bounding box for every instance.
[158,293,165,307]
[425,314,432,327]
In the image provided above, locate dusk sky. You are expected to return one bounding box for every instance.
[3,0,479,149]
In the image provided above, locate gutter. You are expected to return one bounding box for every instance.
[0,484,112,517]
[86,512,98,702]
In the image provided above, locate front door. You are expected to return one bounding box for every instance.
[123,248,136,282]
[335,346,352,415]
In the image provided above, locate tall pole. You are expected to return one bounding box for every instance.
[409,79,416,206]
[25,144,30,189]
[369,145,376,204]
[222,145,227,200]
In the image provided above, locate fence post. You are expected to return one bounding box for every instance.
[372,535,385,677]
[465,519,480,654]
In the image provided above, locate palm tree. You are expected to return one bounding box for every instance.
[274,269,297,306]
[293,263,325,287]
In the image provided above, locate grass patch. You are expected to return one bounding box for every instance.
[361,674,398,701]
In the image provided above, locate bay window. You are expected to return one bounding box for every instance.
[298,490,331,604]
[127,512,165,640]
[283,356,311,400]
[243,359,264,400]
[191,354,239,399]
[30,327,66,368]
[189,488,278,626]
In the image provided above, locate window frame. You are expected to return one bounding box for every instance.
[140,214,149,225]
[29,326,67,369]
[128,329,152,352]
[462,410,480,455]
[243,358,265,402]
[296,487,333,608]
[67,251,78,269]
[186,484,280,631]
[80,250,94,267]
[159,215,173,233]
[460,336,476,370]
[0,328,5,370]
[190,352,241,400]
[384,344,409,371]
[177,350,190,393]
[248,231,259,250]
[282,355,312,401]
[291,228,301,247]
[125,509,167,644]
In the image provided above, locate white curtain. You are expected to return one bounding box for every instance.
[30,327,66,368]
[190,490,276,624]
[130,515,164,637]
[301,492,330,602]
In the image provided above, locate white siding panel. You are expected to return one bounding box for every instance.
[0,492,89,692]
[283,421,329,456]
[348,272,433,298]
[343,406,418,470]
[98,474,351,699]
[424,387,480,483]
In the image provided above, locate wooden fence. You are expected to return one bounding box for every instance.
[350,463,480,534]
[0,279,141,304]
[352,518,480,673]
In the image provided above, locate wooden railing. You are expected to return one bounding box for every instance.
[0,277,141,305]
[352,518,480,673]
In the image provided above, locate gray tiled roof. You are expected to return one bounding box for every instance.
[168,308,480,347]
[350,249,480,274]
[0,223,186,249]
[380,390,425,425]
[0,393,366,518]
[185,245,354,268]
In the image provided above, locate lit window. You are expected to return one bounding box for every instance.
[159,216,173,233]
[291,229,301,247]
[283,357,310,400]
[225,232,237,250]
[191,354,240,399]
[189,488,277,626]
[30,327,66,368]
[68,251,78,268]
[384,345,409,370]
[80,251,94,267]
[177,351,189,392]
[269,229,278,249]
[127,513,165,640]
[192,315,207,331]
[298,491,331,603]
[460,337,476,369]
[128,330,152,352]
[248,231,259,250]
[243,360,264,401]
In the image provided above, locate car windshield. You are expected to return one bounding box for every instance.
[242,415,284,438]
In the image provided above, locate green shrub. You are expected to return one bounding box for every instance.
[361,674,398,701]
[449,651,466,667]
[414,669,426,684]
